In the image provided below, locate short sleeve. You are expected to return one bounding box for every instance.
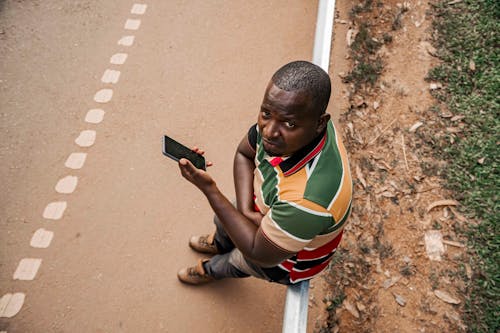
[260,200,333,252]
[247,124,258,151]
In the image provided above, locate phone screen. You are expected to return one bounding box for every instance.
[162,135,206,170]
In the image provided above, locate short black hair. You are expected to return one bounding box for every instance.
[271,61,331,115]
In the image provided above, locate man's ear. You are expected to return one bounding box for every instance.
[316,113,330,134]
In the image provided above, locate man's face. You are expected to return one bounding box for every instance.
[258,82,325,157]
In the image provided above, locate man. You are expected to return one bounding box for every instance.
[177,61,352,285]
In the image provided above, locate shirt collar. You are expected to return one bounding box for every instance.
[264,130,327,176]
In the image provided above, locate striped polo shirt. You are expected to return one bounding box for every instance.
[248,120,352,283]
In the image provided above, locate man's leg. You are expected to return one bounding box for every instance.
[189,213,235,254]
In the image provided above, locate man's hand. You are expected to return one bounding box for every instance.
[178,158,215,193]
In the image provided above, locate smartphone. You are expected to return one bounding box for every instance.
[162,135,206,170]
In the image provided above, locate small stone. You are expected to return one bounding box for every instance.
[429,82,442,90]
[424,230,445,261]
[393,293,407,306]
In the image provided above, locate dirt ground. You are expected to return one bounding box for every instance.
[309,0,470,332]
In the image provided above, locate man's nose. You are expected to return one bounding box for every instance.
[264,120,280,139]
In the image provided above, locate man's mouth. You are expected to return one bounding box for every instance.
[262,139,283,156]
[263,138,281,147]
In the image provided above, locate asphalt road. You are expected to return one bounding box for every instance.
[0,1,320,331]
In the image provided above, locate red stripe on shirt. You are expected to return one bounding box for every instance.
[296,231,343,260]
[290,259,331,283]
[283,133,326,176]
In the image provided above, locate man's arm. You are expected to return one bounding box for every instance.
[178,159,294,267]
[233,135,264,226]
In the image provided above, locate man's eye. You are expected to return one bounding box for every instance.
[261,111,271,118]
[285,121,295,128]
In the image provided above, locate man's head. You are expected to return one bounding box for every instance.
[258,61,331,157]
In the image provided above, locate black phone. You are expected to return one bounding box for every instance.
[162,135,206,170]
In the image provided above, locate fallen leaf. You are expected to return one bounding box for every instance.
[356,165,367,189]
[346,28,358,46]
[409,121,424,132]
[381,191,396,198]
[376,160,392,171]
[434,290,461,304]
[447,0,462,4]
[477,157,485,164]
[347,122,354,138]
[442,240,465,248]
[375,186,390,194]
[373,101,380,110]
[426,199,460,213]
[446,127,462,133]
[356,302,366,312]
[450,115,465,122]
[450,207,467,222]
[343,300,360,318]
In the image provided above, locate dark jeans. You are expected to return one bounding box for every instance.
[203,213,291,285]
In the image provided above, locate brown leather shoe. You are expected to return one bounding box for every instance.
[177,259,214,285]
[189,234,219,254]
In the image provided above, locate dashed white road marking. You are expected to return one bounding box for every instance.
[85,109,105,124]
[4,2,150,326]
[75,130,96,147]
[124,19,141,30]
[0,293,25,318]
[65,152,87,169]
[13,258,42,281]
[30,228,54,248]
[110,53,128,65]
[93,88,113,103]
[43,201,67,220]
[118,35,135,46]
[131,4,147,15]
[55,175,78,194]
[101,69,121,84]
